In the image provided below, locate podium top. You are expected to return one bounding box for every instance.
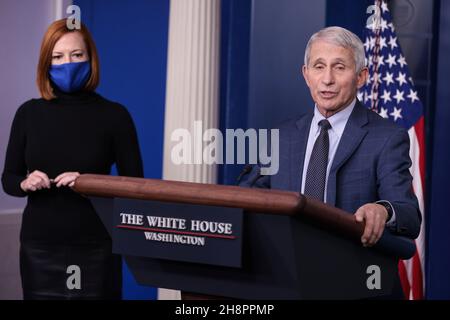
[73,174,415,259]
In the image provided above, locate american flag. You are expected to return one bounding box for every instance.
[358,0,426,299]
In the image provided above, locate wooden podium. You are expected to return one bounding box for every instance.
[73,174,415,299]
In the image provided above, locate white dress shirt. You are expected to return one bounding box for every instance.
[301,99,356,202]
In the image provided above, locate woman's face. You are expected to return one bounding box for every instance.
[51,32,89,65]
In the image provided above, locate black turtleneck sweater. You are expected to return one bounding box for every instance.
[1,90,143,244]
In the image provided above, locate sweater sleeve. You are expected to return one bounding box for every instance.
[112,104,144,178]
[1,103,29,197]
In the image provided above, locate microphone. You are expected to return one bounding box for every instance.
[236,165,253,185]
[247,166,263,187]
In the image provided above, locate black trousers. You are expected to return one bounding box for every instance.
[20,241,122,300]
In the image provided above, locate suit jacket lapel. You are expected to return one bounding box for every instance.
[327,102,369,206]
[290,112,313,191]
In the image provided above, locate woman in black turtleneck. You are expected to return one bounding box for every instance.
[1,19,143,300]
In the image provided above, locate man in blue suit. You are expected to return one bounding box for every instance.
[240,26,421,247]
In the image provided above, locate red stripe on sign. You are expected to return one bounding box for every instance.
[116,224,237,240]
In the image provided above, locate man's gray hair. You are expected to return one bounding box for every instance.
[304,26,366,72]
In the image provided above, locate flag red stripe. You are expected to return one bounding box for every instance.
[398,260,410,299]
[413,116,426,299]
[412,250,424,299]
[414,116,426,191]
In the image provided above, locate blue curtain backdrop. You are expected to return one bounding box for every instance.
[428,0,450,300]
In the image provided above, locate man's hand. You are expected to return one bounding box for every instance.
[354,203,389,247]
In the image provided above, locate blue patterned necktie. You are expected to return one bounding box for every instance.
[304,119,331,201]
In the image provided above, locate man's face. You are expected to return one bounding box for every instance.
[302,40,368,117]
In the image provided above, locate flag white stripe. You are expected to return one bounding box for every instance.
[407,127,426,293]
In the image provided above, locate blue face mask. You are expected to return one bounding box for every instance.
[49,61,91,93]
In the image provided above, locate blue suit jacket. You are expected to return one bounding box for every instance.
[240,101,421,239]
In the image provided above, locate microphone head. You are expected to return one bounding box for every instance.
[236,165,254,184]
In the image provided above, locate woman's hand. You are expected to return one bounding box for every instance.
[54,172,80,188]
[20,170,51,192]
